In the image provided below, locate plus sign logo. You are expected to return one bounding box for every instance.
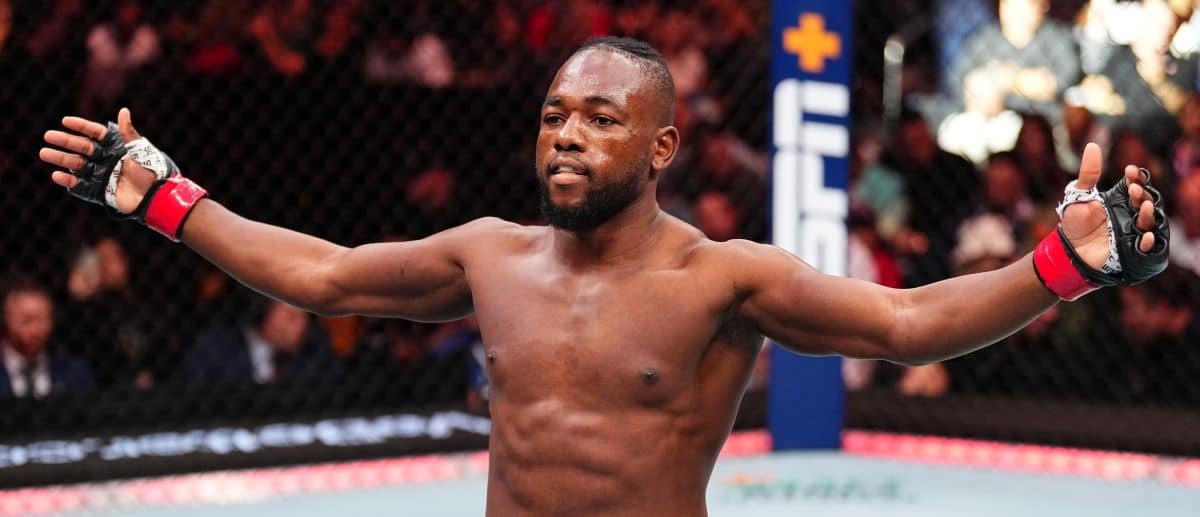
[782,13,841,73]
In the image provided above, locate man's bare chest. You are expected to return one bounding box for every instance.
[466,261,738,405]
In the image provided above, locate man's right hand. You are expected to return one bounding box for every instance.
[40,107,209,241]
[40,107,160,214]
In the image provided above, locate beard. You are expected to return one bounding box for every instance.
[538,163,646,233]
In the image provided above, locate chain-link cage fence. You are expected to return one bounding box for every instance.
[846,0,1200,455]
[2,0,1200,491]
[0,0,771,486]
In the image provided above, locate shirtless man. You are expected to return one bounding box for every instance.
[39,38,1167,516]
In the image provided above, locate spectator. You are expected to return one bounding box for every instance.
[980,151,1035,229]
[1013,114,1070,202]
[1105,129,1166,189]
[947,0,1081,122]
[164,0,255,76]
[80,0,160,117]
[362,17,454,88]
[851,126,908,242]
[22,0,87,117]
[651,9,708,100]
[183,296,338,385]
[405,166,458,233]
[936,66,1024,166]
[1079,0,1196,156]
[693,191,741,242]
[881,112,982,285]
[437,0,516,87]
[1118,266,1200,405]
[614,0,660,41]
[1,278,93,398]
[345,317,470,407]
[935,0,993,83]
[852,209,904,289]
[426,317,489,412]
[1170,173,1200,276]
[314,0,364,65]
[1075,0,1132,75]
[59,237,154,389]
[667,128,767,239]
[247,0,318,77]
[951,212,1017,275]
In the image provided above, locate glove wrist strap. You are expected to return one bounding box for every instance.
[1032,229,1100,302]
[143,177,207,242]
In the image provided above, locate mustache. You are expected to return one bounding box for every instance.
[541,157,593,176]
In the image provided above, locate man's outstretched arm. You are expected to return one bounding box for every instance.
[39,108,475,321]
[180,201,478,320]
[736,144,1167,365]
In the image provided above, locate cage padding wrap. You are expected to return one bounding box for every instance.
[1034,172,1170,301]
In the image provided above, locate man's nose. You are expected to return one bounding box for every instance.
[553,115,585,153]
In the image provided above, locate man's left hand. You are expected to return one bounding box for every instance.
[1060,142,1158,268]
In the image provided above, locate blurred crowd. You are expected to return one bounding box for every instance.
[1,0,1198,418]
[0,0,768,413]
[846,0,1200,405]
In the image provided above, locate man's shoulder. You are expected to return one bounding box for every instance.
[457,216,518,229]
[445,216,541,248]
[438,217,544,264]
[685,238,794,274]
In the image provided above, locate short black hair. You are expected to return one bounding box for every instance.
[572,36,676,126]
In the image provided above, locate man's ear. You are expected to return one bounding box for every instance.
[649,125,680,179]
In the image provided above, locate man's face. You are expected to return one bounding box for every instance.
[985,158,1026,209]
[999,0,1046,39]
[95,238,129,290]
[694,192,740,241]
[536,49,661,232]
[260,301,309,354]
[3,292,53,358]
[897,118,936,169]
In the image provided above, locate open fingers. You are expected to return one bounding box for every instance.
[50,171,80,189]
[62,116,109,140]
[1137,199,1156,252]
[39,147,86,171]
[1128,181,1147,210]
[1139,231,1156,253]
[1124,164,1149,187]
[44,129,94,156]
[1136,199,1155,231]
[117,107,140,141]
[1075,142,1102,190]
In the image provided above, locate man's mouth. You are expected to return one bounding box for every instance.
[549,158,588,176]
[548,158,589,186]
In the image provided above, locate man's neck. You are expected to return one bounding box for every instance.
[550,195,666,267]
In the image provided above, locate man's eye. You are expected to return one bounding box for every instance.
[543,115,564,125]
[594,116,615,126]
